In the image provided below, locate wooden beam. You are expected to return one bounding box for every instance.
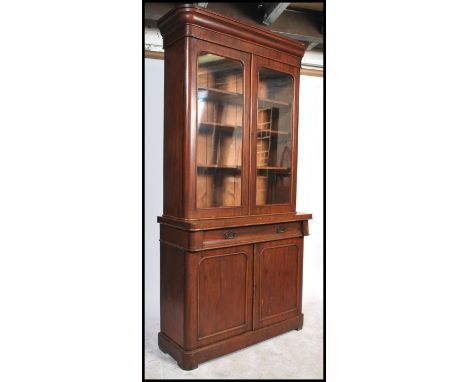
[307,41,320,50]
[145,51,164,60]
[300,67,323,77]
[261,3,290,25]
[273,31,322,52]
[289,3,324,12]
[270,9,322,39]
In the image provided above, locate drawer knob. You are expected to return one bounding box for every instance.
[224,230,237,239]
[276,225,287,233]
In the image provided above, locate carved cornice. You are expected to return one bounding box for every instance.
[157,4,306,59]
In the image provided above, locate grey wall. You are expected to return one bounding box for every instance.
[145,58,164,321]
[144,58,323,323]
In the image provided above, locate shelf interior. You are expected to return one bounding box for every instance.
[198,87,243,106]
[198,121,241,133]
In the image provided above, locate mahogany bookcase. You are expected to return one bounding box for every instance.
[156,4,312,370]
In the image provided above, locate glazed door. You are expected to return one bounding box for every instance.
[250,56,300,215]
[186,245,253,348]
[189,39,251,218]
[253,238,303,329]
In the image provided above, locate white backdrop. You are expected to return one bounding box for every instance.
[144,58,323,323]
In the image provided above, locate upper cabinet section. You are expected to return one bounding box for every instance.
[158,5,305,220]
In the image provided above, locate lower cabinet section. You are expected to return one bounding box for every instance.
[159,236,304,370]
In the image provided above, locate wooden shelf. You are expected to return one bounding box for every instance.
[258,98,290,109]
[198,87,243,105]
[197,164,242,173]
[198,122,241,133]
[257,166,291,174]
[257,129,290,136]
[199,59,243,73]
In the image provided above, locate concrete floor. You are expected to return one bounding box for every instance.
[145,299,323,379]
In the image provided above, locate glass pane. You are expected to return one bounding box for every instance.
[196,53,243,208]
[256,68,293,205]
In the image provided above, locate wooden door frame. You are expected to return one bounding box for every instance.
[253,238,303,330]
[185,39,252,219]
[185,244,254,349]
[249,56,300,215]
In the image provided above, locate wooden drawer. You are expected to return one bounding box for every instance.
[202,221,303,249]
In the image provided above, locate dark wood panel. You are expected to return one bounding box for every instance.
[198,252,249,340]
[162,37,187,218]
[160,243,185,347]
[160,224,205,251]
[160,225,190,249]
[185,245,253,348]
[259,245,298,319]
[302,220,309,236]
[254,237,303,329]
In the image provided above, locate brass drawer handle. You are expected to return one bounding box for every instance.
[224,230,237,239]
[276,226,287,233]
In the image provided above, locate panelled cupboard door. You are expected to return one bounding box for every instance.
[250,56,300,215]
[186,245,253,348]
[253,238,303,329]
[188,38,251,219]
